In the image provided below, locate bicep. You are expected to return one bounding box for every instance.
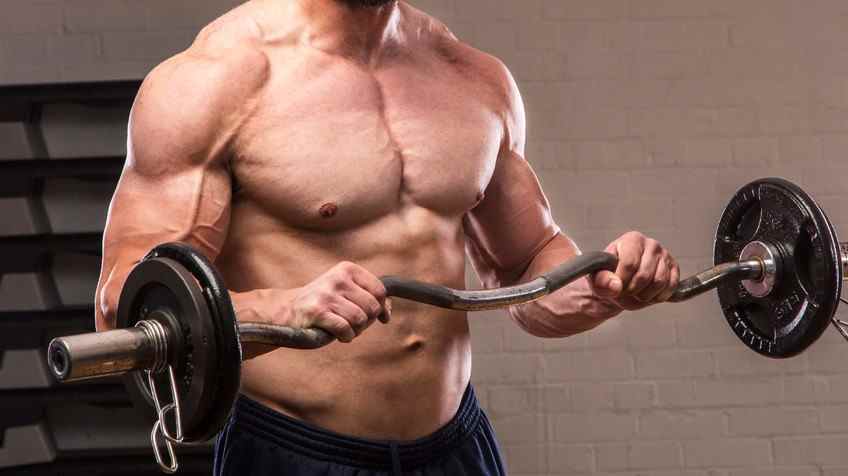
[96,152,232,329]
[95,60,233,329]
[463,148,561,288]
[104,157,232,262]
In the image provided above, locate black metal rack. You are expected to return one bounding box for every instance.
[0,81,141,122]
[0,157,125,197]
[0,80,213,475]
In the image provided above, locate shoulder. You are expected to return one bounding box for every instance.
[139,5,270,114]
[129,5,271,171]
[402,4,524,139]
[404,4,523,120]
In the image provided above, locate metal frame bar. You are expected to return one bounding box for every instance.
[0,233,102,274]
[0,157,123,199]
[0,81,141,122]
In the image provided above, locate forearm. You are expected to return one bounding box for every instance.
[230,288,299,325]
[507,234,623,338]
[231,288,304,359]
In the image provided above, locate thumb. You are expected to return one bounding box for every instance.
[592,271,623,297]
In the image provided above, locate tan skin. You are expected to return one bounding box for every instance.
[95,0,680,441]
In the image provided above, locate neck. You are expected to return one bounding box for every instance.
[290,0,402,62]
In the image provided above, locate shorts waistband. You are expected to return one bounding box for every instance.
[230,386,482,470]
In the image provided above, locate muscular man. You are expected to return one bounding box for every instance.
[96,1,680,474]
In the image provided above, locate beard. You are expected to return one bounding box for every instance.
[341,0,395,7]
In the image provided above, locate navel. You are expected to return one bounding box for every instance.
[319,202,339,219]
[406,340,424,353]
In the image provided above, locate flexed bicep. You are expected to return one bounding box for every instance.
[94,54,243,330]
[462,58,562,289]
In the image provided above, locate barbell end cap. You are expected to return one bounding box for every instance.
[47,338,72,382]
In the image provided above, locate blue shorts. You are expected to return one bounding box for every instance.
[213,386,506,476]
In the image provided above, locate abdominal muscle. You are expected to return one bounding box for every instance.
[215,203,475,440]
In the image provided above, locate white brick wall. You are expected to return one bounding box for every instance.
[4,1,848,475]
[0,0,240,84]
[444,1,848,474]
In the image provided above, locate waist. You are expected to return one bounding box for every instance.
[240,316,472,438]
[229,385,483,470]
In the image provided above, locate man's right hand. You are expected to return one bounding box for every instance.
[287,261,391,343]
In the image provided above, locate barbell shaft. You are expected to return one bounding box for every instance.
[667,260,764,303]
[50,251,768,382]
[50,253,616,380]
[239,252,620,349]
[241,253,765,349]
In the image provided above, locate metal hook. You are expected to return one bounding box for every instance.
[144,365,184,473]
[146,365,184,444]
[150,419,178,474]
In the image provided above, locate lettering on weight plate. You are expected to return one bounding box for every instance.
[763,209,782,231]
[775,291,803,320]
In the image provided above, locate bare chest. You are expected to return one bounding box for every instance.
[230,53,503,231]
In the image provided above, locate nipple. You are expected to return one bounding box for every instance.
[319,202,339,219]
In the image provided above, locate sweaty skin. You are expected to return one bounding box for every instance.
[96,0,678,440]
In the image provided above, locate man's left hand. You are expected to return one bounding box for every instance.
[590,231,681,311]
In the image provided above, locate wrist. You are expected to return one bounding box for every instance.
[230,288,298,325]
[230,287,300,360]
[510,278,623,337]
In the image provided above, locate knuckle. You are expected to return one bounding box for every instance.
[335,261,356,276]
[331,276,349,292]
[301,299,324,316]
[315,291,334,306]
[621,261,639,274]
[631,274,650,288]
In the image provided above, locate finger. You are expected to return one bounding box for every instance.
[615,241,643,292]
[316,311,356,343]
[637,252,672,303]
[627,240,663,297]
[379,297,393,324]
[657,259,681,302]
[591,270,623,297]
[329,298,373,337]
[340,283,385,324]
[592,244,623,296]
[343,263,390,320]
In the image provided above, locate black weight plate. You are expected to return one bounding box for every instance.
[117,257,219,443]
[145,243,242,443]
[715,178,843,358]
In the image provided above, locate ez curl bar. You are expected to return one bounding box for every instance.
[47,178,848,473]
